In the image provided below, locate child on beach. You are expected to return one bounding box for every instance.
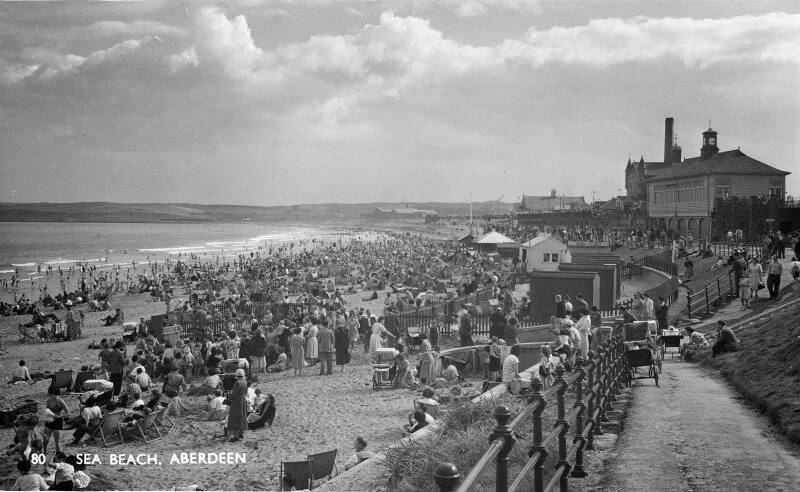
[538,345,557,390]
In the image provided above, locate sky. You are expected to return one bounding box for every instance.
[0,0,798,206]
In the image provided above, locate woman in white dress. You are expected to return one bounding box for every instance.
[747,258,763,298]
[369,317,395,354]
[305,320,319,366]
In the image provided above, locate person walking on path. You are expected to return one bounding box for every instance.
[317,320,335,376]
[766,255,783,300]
[747,258,763,299]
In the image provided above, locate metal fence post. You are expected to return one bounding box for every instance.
[530,378,547,492]
[434,463,461,492]
[584,350,597,449]
[490,405,515,492]
[571,357,587,478]
[687,292,692,318]
[594,345,607,429]
[554,365,571,491]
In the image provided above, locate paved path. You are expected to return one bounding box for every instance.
[606,359,800,491]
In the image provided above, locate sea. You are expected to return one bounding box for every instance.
[0,221,357,295]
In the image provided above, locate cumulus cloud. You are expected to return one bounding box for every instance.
[500,13,800,68]
[192,7,265,79]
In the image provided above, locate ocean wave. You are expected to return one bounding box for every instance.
[138,246,206,253]
[44,259,81,265]
[11,262,36,267]
[0,269,16,274]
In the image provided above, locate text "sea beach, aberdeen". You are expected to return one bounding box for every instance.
[74,452,247,466]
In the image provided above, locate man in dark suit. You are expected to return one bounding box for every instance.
[317,320,336,376]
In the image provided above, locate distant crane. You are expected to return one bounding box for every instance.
[486,194,504,222]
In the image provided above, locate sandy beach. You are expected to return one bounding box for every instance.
[0,231,474,490]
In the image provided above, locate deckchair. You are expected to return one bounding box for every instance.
[308,449,338,486]
[414,399,441,418]
[49,370,73,395]
[72,371,94,393]
[93,409,126,447]
[280,459,312,491]
[154,400,176,434]
[124,409,164,443]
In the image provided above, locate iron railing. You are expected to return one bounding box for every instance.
[433,336,628,492]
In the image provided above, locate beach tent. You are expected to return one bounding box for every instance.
[475,231,518,253]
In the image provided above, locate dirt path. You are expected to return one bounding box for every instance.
[606,359,800,491]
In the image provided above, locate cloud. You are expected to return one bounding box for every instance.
[500,13,800,68]
[191,6,265,79]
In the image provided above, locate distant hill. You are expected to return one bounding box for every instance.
[0,201,514,223]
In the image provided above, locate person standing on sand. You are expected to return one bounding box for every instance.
[290,327,305,376]
[305,319,319,367]
[227,369,248,442]
[335,321,350,372]
[107,342,127,396]
[317,319,335,376]
[369,316,395,354]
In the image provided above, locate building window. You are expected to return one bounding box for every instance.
[768,178,783,197]
[543,253,550,263]
[551,253,559,263]
[716,178,731,199]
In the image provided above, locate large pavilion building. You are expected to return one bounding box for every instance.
[625,117,790,239]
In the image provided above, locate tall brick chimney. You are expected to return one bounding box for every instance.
[664,117,674,165]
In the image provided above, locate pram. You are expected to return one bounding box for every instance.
[122,322,139,342]
[622,321,659,387]
[371,348,398,391]
[405,326,423,354]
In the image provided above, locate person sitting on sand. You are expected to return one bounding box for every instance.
[403,410,429,436]
[102,308,124,326]
[11,360,32,383]
[199,390,228,421]
[441,363,459,387]
[344,437,375,470]
[70,403,102,446]
[266,347,288,373]
[187,368,221,396]
[9,459,48,491]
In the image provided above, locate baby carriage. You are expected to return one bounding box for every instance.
[371,348,398,391]
[405,327,423,354]
[622,321,659,387]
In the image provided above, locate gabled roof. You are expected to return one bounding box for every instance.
[520,234,567,248]
[475,231,516,244]
[520,195,587,211]
[648,149,790,182]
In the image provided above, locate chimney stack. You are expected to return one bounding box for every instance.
[664,117,674,165]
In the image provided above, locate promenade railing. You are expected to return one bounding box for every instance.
[433,336,629,492]
[686,245,770,318]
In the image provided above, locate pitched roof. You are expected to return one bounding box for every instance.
[475,231,516,244]
[648,149,790,182]
[521,235,568,248]
[520,195,587,211]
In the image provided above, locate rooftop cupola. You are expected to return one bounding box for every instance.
[700,127,719,161]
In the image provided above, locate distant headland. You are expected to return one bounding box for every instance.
[0,201,512,223]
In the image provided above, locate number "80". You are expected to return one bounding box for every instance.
[30,453,46,464]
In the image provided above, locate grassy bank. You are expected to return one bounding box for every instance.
[699,283,800,445]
